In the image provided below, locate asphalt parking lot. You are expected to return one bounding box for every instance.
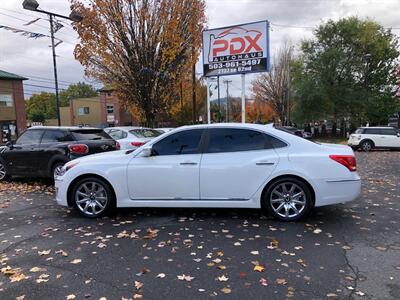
[0,151,399,300]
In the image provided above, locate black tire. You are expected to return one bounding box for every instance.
[0,159,9,182]
[70,176,115,218]
[360,140,374,152]
[51,161,65,179]
[262,177,314,222]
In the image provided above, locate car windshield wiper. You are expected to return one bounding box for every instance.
[125,149,135,154]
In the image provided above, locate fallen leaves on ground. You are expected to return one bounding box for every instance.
[177,274,194,282]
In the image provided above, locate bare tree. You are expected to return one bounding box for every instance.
[252,44,293,125]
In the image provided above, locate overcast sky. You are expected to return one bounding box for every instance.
[0,0,399,99]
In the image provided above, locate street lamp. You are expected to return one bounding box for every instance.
[23,0,83,126]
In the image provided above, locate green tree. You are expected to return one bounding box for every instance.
[26,92,57,120]
[292,17,399,126]
[59,82,98,106]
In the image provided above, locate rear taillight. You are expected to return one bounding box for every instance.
[116,142,120,150]
[329,155,357,172]
[131,141,146,147]
[68,144,88,154]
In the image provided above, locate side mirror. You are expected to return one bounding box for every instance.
[140,146,153,157]
[5,141,13,149]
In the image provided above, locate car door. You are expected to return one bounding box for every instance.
[127,129,205,200]
[4,129,44,175]
[380,128,400,148]
[200,128,279,200]
[38,130,71,175]
[363,128,383,146]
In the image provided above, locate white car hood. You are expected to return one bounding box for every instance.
[68,149,130,166]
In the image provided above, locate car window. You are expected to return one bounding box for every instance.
[130,129,161,138]
[41,130,72,143]
[269,135,288,148]
[380,128,397,136]
[108,129,124,140]
[206,128,269,153]
[71,129,111,140]
[15,129,44,145]
[364,128,381,135]
[152,129,204,155]
[355,128,363,134]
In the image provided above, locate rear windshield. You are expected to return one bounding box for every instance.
[71,129,111,140]
[129,129,161,138]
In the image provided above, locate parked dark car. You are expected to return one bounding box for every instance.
[0,126,119,181]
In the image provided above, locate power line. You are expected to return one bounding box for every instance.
[0,12,77,44]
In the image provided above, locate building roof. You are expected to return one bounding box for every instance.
[0,70,28,81]
[99,85,115,92]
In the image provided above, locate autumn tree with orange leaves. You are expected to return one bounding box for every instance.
[70,0,206,126]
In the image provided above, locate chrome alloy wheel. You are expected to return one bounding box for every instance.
[53,165,64,178]
[0,162,6,180]
[75,181,108,216]
[270,182,306,219]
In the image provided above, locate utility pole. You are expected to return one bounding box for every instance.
[49,14,60,126]
[192,63,196,124]
[287,64,291,125]
[23,0,83,126]
[223,79,232,122]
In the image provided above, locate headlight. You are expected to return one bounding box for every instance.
[59,161,79,176]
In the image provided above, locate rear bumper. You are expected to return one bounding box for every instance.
[314,177,361,207]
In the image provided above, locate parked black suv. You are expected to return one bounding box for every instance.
[0,126,119,181]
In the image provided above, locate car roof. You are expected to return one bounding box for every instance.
[359,126,396,129]
[105,126,150,131]
[28,126,100,131]
[179,123,275,131]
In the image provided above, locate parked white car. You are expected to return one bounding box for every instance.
[103,126,161,150]
[348,126,400,151]
[55,123,361,221]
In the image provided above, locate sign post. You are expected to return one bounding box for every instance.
[241,74,245,123]
[202,20,270,123]
[206,77,211,124]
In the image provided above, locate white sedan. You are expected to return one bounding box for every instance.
[55,123,361,221]
[103,126,161,149]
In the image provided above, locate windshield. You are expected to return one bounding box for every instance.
[129,129,161,138]
[355,129,363,134]
[71,129,111,140]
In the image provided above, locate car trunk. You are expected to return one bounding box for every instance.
[70,129,118,155]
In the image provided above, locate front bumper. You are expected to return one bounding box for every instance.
[54,176,69,207]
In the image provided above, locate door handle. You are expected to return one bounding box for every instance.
[256,161,275,165]
[180,161,197,165]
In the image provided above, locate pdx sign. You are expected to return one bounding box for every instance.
[202,20,270,77]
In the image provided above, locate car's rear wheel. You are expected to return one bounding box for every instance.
[52,162,65,179]
[361,140,373,152]
[71,177,115,218]
[0,161,8,181]
[263,177,313,221]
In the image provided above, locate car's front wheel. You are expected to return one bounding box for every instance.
[263,177,313,221]
[71,177,115,218]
